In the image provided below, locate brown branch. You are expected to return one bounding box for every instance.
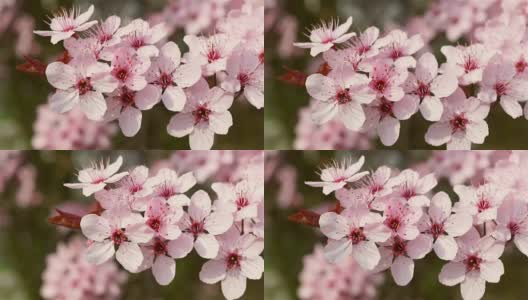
[16,51,71,76]
[288,201,343,228]
[16,56,47,75]
[48,202,104,229]
[278,62,332,87]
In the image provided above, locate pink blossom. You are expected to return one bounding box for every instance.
[118,165,153,199]
[368,61,408,102]
[492,198,528,256]
[390,169,437,207]
[375,234,432,286]
[64,156,128,196]
[319,208,391,269]
[136,235,194,285]
[63,37,102,62]
[222,49,264,109]
[305,66,376,130]
[183,33,237,76]
[298,244,383,300]
[419,192,473,260]
[305,156,369,195]
[167,78,234,150]
[356,166,395,198]
[294,17,356,57]
[348,26,381,58]
[453,183,506,224]
[34,5,97,44]
[80,208,155,272]
[199,229,263,300]
[41,237,127,300]
[404,52,459,121]
[147,168,196,203]
[179,190,234,258]
[439,228,505,300]
[115,19,167,58]
[90,15,122,48]
[144,197,184,240]
[46,59,118,121]
[212,179,263,221]
[441,44,492,86]
[364,95,418,146]
[110,47,151,91]
[425,88,490,150]
[104,85,161,137]
[382,199,423,240]
[376,30,424,69]
[146,41,202,112]
[478,55,528,118]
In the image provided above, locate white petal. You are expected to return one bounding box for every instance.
[460,271,486,300]
[240,256,264,280]
[152,255,176,285]
[195,233,219,259]
[433,235,458,260]
[116,242,143,272]
[221,271,247,300]
[352,241,380,270]
[85,241,115,265]
[119,107,142,137]
[162,86,186,112]
[391,256,414,286]
[323,238,352,263]
[479,260,504,283]
[199,259,226,284]
[319,212,349,240]
[438,262,466,286]
[80,214,111,242]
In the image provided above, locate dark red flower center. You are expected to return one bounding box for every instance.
[464,58,479,72]
[207,49,222,63]
[430,223,445,239]
[147,217,161,231]
[508,222,520,235]
[335,89,351,104]
[464,255,482,271]
[236,197,249,210]
[159,73,173,90]
[450,114,469,132]
[385,217,401,232]
[390,48,403,60]
[111,229,128,246]
[76,78,93,96]
[119,87,136,106]
[379,98,394,117]
[477,198,491,212]
[402,188,416,200]
[153,238,167,255]
[349,228,366,244]
[114,68,129,82]
[494,82,508,96]
[238,73,250,87]
[131,39,145,50]
[193,105,212,124]
[392,237,407,256]
[190,221,205,237]
[226,252,242,269]
[373,79,387,92]
[417,82,431,98]
[516,59,527,73]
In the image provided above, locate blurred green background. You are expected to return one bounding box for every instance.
[0,0,263,149]
[264,0,528,150]
[265,151,528,300]
[0,151,263,300]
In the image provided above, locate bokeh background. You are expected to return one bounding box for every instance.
[0,0,263,149]
[265,151,528,300]
[264,0,528,149]
[0,150,263,300]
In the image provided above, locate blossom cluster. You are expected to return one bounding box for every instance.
[304,153,528,300]
[292,2,528,149]
[41,237,127,300]
[61,155,263,300]
[298,244,384,300]
[33,2,263,149]
[0,150,41,209]
[32,103,116,150]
